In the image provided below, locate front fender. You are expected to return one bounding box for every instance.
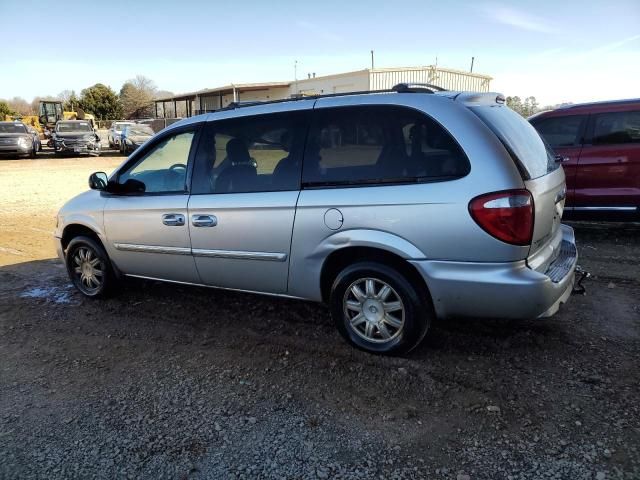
[55,190,107,241]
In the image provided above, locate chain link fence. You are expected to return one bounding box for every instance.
[95,118,182,133]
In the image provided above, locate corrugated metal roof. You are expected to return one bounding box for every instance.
[155,82,291,102]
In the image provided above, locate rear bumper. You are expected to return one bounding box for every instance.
[410,225,577,320]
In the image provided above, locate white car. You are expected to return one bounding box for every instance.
[107,121,135,148]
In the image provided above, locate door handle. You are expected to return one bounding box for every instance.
[162,213,185,226]
[192,214,217,227]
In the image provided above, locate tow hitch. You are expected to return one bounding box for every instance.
[572,265,590,295]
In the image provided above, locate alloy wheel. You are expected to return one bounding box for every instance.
[343,277,405,343]
[71,246,105,294]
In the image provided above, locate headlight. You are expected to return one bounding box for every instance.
[18,137,30,147]
[83,135,95,142]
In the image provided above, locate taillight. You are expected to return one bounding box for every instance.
[469,189,534,246]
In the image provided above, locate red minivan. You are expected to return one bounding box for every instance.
[530,99,640,214]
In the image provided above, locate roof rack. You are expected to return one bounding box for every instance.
[392,82,448,93]
[217,83,446,112]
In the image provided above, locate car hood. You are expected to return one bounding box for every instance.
[55,132,95,138]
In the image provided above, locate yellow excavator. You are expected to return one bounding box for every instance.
[5,101,97,141]
[38,100,96,138]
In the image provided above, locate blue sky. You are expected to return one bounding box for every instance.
[1,0,639,105]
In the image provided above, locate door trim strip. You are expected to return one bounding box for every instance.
[113,243,287,262]
[565,206,636,212]
[113,243,192,255]
[192,248,287,262]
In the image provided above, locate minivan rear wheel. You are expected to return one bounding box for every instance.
[330,262,431,355]
[65,236,114,298]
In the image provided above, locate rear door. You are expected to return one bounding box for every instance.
[471,105,566,263]
[187,109,310,294]
[574,109,640,208]
[530,114,587,207]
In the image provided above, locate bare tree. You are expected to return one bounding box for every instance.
[58,90,80,111]
[120,75,158,119]
[8,97,34,116]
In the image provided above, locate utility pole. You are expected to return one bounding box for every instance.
[370,50,374,69]
[470,56,475,73]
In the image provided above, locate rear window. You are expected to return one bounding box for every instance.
[303,105,470,186]
[532,115,586,147]
[471,105,557,179]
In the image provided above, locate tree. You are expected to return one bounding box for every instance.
[6,97,33,116]
[119,75,157,119]
[58,90,80,111]
[79,84,122,120]
[506,95,539,118]
[0,100,14,119]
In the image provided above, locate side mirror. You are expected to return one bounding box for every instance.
[89,171,108,190]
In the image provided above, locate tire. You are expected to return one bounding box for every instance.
[65,236,115,298]
[330,262,432,355]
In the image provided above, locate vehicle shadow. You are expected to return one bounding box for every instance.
[1,258,580,362]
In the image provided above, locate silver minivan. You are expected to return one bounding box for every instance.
[55,85,578,354]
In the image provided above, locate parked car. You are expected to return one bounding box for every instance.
[108,121,135,148]
[530,99,640,214]
[54,86,578,355]
[26,125,42,152]
[119,124,155,154]
[0,121,37,158]
[52,120,101,156]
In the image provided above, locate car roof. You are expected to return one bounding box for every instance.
[534,98,640,118]
[162,88,506,133]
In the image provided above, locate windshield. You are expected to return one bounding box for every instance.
[56,122,92,133]
[471,105,558,179]
[114,122,133,131]
[0,123,27,134]
[128,125,154,136]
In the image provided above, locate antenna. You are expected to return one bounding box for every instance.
[371,50,374,69]
[294,60,298,94]
[470,56,475,73]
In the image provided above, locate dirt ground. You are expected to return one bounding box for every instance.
[0,151,639,479]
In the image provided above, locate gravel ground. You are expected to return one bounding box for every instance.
[0,153,639,479]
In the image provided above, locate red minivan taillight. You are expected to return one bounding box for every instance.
[469,189,534,246]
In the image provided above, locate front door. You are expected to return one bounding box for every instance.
[575,110,640,208]
[187,109,310,294]
[103,128,200,283]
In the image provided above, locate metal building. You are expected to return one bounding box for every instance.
[154,66,492,118]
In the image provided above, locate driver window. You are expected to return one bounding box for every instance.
[119,131,194,193]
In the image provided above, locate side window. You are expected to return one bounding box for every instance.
[118,130,194,193]
[592,111,640,145]
[533,115,586,147]
[192,112,305,194]
[303,106,469,185]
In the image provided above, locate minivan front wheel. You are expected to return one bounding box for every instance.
[330,262,431,355]
[66,236,113,298]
